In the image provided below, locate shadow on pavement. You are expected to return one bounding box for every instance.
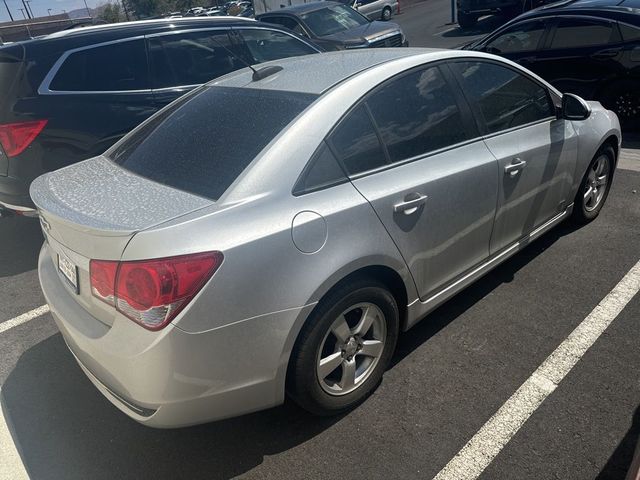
[0,217,43,278]
[1,219,582,480]
[622,133,640,150]
[1,335,344,480]
[596,404,640,480]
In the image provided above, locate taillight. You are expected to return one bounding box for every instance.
[90,260,118,306]
[0,120,48,157]
[90,252,223,331]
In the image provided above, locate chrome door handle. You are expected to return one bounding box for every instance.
[393,194,427,215]
[504,158,527,177]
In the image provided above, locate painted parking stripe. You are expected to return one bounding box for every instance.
[434,258,640,480]
[0,388,29,480]
[0,305,50,335]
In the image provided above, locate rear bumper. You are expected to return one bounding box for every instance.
[38,243,312,428]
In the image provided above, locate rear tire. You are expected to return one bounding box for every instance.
[571,145,615,225]
[381,6,392,20]
[458,12,477,29]
[287,278,399,416]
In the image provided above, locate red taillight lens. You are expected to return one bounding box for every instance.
[90,252,223,330]
[0,120,48,157]
[90,260,118,306]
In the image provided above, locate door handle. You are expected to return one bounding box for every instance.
[590,48,621,60]
[393,194,427,215]
[504,158,527,177]
[517,56,536,65]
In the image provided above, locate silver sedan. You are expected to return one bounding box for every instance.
[32,49,621,427]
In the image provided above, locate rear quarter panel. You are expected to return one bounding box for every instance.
[122,184,415,334]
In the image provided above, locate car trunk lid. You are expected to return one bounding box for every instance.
[30,156,213,327]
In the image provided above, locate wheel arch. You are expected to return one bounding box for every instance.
[274,259,415,403]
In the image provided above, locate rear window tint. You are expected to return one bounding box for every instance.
[108,86,317,200]
[50,39,148,91]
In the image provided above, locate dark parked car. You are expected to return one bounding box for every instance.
[464,0,640,128]
[456,0,551,29]
[256,1,407,51]
[0,17,321,216]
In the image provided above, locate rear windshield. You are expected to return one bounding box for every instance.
[108,86,318,200]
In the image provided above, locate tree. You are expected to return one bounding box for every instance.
[98,3,124,23]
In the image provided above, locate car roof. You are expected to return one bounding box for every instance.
[210,48,443,94]
[12,17,285,57]
[519,0,640,22]
[258,0,344,15]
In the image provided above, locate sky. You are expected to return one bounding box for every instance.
[0,0,100,23]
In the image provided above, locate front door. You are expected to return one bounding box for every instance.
[450,60,578,254]
[327,65,499,299]
[528,17,623,99]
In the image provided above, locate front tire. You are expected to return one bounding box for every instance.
[571,145,615,225]
[287,278,399,415]
[458,12,477,29]
[381,6,392,20]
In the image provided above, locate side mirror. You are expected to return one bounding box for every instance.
[561,93,591,121]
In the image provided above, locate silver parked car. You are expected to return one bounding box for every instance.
[339,0,399,21]
[33,49,621,428]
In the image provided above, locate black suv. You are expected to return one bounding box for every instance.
[0,18,321,215]
[465,0,640,128]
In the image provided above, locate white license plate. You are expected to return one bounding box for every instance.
[58,254,79,293]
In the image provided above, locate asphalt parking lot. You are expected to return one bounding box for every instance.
[1,3,640,479]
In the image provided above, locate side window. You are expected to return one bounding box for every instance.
[148,31,244,89]
[236,29,316,63]
[50,39,148,92]
[619,22,640,41]
[328,105,388,176]
[366,66,471,163]
[452,61,555,134]
[485,20,546,54]
[293,142,347,194]
[549,18,615,49]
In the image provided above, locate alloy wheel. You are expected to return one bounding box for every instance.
[584,154,610,212]
[316,302,386,396]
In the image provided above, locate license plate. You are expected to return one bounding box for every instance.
[58,254,79,293]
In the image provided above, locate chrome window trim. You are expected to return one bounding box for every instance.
[230,24,322,52]
[38,35,150,95]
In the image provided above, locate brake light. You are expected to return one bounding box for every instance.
[0,120,47,157]
[90,260,118,306]
[90,252,223,330]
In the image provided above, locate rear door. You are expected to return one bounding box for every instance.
[334,65,499,299]
[450,59,578,254]
[36,38,157,170]
[480,18,550,69]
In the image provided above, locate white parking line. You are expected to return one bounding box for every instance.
[0,389,29,480]
[0,305,50,336]
[433,259,640,480]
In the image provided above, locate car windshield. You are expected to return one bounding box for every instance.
[301,5,369,36]
[108,86,318,201]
